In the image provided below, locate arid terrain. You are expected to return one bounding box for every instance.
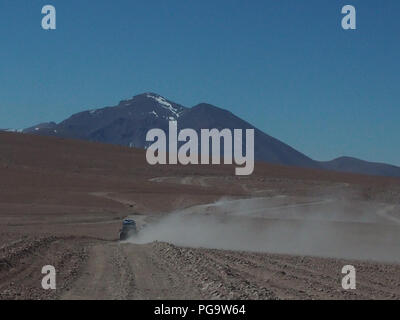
[1,131,400,300]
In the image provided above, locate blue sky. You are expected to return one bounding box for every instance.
[0,0,399,165]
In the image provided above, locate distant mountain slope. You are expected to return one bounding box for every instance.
[179,103,316,168]
[22,92,400,177]
[319,157,400,177]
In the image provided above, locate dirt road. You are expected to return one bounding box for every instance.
[62,241,400,300]
[62,243,203,300]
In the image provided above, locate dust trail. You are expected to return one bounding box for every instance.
[129,197,400,263]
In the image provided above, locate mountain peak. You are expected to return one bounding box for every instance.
[130,92,167,101]
[118,92,165,104]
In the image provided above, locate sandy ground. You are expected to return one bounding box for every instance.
[1,132,400,300]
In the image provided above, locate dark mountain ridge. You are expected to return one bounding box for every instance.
[21,93,400,177]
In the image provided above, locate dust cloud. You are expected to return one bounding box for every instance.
[128,197,400,263]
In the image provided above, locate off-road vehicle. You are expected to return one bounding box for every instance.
[119,219,137,240]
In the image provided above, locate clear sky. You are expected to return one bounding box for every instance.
[0,0,399,165]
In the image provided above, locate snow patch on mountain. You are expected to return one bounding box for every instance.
[150,111,159,118]
[146,93,181,119]
[89,109,103,115]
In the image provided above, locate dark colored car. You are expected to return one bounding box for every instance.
[119,219,137,240]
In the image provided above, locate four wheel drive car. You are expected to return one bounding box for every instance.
[119,219,137,240]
